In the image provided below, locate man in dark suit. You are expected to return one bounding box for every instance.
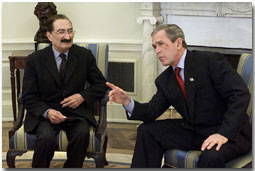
[106,24,251,168]
[22,14,108,168]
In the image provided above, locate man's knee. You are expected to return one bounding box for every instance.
[74,128,90,139]
[137,123,148,133]
[198,148,225,167]
[137,122,155,136]
[70,123,90,142]
[35,133,58,149]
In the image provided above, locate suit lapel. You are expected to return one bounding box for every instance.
[184,50,196,125]
[64,46,77,85]
[43,46,62,87]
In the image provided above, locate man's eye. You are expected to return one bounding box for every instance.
[57,30,65,34]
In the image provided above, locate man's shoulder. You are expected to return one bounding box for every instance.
[71,44,91,53]
[188,49,224,60]
[187,49,229,73]
[27,45,51,60]
[70,44,94,58]
[156,67,173,83]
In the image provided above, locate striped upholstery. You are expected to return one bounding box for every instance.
[76,43,109,78]
[9,43,109,154]
[9,116,103,153]
[164,53,253,168]
[237,53,253,120]
[164,149,200,168]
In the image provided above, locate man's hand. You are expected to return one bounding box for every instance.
[60,93,84,109]
[47,109,67,124]
[106,82,131,106]
[201,133,228,151]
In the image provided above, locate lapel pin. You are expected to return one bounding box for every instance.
[189,78,194,82]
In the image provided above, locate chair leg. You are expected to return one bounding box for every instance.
[103,134,108,166]
[162,164,170,168]
[243,162,252,168]
[94,135,108,168]
[162,164,175,168]
[94,154,107,168]
[6,149,27,168]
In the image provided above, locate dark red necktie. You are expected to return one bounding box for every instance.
[175,67,186,100]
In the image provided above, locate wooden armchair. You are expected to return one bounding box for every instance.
[163,53,253,168]
[7,43,109,168]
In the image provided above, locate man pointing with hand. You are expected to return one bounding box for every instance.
[106,24,251,168]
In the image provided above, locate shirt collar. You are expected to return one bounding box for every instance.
[173,49,187,71]
[52,46,69,60]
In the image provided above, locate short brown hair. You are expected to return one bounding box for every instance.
[151,24,187,48]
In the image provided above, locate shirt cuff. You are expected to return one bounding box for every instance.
[42,109,49,119]
[123,99,134,117]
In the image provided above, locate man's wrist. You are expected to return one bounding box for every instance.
[43,109,50,119]
[123,97,131,107]
[123,98,134,115]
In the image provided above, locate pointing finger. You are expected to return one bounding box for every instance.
[106,82,117,90]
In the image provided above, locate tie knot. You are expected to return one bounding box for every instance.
[59,53,66,60]
[175,67,181,75]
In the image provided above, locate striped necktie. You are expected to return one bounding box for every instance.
[59,53,67,83]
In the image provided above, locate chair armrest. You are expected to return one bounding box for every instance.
[9,93,25,138]
[94,95,108,140]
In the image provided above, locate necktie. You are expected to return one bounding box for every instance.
[59,53,67,82]
[175,67,186,100]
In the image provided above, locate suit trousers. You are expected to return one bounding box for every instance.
[131,119,251,168]
[32,115,90,168]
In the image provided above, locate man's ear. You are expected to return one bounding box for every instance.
[46,31,52,42]
[176,38,183,49]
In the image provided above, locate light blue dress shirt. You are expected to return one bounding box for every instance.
[124,49,187,117]
[172,49,186,81]
[42,47,69,118]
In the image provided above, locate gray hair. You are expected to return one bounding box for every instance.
[151,24,187,48]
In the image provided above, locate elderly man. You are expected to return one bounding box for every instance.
[22,14,108,168]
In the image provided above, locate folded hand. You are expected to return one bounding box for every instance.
[47,109,66,124]
[60,93,84,109]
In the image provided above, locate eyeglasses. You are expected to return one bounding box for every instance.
[52,29,75,36]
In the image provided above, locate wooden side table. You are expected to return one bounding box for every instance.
[9,56,27,123]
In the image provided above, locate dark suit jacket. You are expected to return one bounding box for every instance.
[22,44,108,133]
[128,50,251,142]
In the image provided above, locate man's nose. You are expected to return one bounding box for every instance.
[155,46,161,55]
[64,33,71,39]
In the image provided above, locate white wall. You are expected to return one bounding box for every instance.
[2,2,143,42]
[2,2,143,122]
